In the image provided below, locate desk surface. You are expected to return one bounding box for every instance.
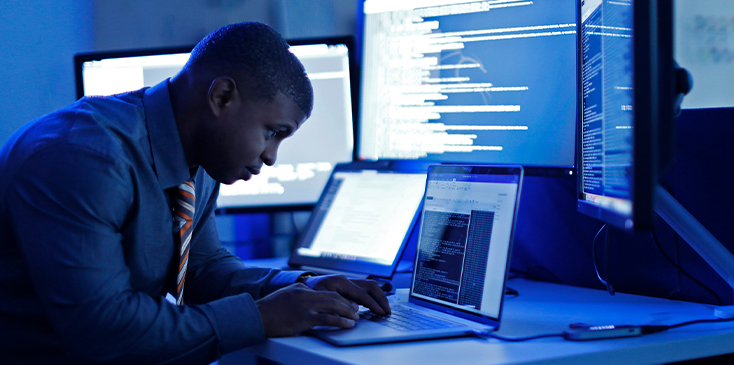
[226,259,734,364]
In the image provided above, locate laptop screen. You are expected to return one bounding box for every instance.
[289,160,431,277]
[410,165,523,322]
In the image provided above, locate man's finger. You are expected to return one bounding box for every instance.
[358,280,391,314]
[333,279,388,315]
[310,291,360,321]
[310,312,356,329]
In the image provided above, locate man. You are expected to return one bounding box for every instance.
[0,22,390,364]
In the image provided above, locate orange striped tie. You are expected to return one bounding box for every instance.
[171,180,195,306]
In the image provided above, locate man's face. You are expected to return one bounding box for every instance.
[199,91,307,185]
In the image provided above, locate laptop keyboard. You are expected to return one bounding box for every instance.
[362,305,464,331]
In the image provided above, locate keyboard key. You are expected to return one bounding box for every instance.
[363,305,464,332]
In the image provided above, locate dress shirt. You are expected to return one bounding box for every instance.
[0,80,305,364]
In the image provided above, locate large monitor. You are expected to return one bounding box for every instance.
[74,37,357,212]
[357,0,577,174]
[576,0,734,305]
[576,0,674,229]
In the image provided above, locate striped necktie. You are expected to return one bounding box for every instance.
[171,180,195,306]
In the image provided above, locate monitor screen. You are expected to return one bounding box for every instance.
[357,0,577,171]
[577,0,674,229]
[74,37,357,212]
[289,160,432,278]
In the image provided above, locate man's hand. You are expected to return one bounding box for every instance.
[302,275,391,316]
[256,283,360,337]
[255,275,391,338]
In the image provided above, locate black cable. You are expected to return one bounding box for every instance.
[650,229,722,305]
[504,286,519,297]
[478,331,564,342]
[659,181,682,298]
[670,231,682,298]
[604,225,614,296]
[664,316,734,330]
[651,183,721,305]
[592,224,613,295]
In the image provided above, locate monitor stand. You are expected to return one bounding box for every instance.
[655,184,734,318]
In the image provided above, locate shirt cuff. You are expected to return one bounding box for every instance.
[262,270,312,295]
[203,292,265,354]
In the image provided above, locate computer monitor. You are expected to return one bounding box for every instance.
[576,0,675,230]
[74,37,357,212]
[357,0,577,174]
[576,0,734,305]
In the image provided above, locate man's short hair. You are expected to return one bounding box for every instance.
[187,22,313,117]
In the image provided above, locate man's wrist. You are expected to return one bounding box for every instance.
[296,272,317,284]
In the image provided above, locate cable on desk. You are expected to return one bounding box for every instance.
[663,316,734,331]
[473,331,564,342]
[504,286,519,297]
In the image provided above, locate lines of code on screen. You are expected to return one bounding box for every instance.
[580,0,633,209]
[359,0,577,167]
[414,210,495,308]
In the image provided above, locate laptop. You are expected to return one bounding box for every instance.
[309,164,524,346]
[287,160,433,279]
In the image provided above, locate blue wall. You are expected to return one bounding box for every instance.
[0,1,94,146]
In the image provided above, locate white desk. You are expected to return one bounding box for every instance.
[220,271,734,364]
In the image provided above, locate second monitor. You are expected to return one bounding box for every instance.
[358,0,577,171]
[75,36,357,212]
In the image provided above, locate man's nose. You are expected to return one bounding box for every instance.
[261,143,278,166]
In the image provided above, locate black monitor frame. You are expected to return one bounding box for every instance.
[576,0,675,230]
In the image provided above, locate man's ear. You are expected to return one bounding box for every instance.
[208,77,239,117]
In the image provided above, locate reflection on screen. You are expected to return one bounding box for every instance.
[359,0,576,167]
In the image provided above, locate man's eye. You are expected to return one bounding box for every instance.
[268,130,279,138]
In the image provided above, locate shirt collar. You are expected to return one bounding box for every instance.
[143,80,191,190]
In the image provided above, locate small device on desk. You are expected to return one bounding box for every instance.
[563,325,642,341]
